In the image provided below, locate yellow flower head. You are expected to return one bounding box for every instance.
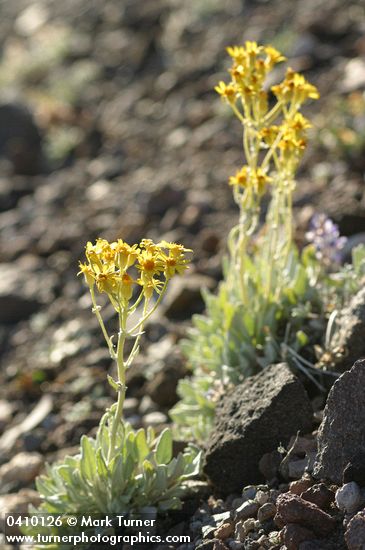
[229,166,250,187]
[229,166,271,195]
[119,272,136,302]
[215,81,238,103]
[158,241,192,279]
[260,125,280,146]
[137,249,164,284]
[264,46,286,68]
[112,239,139,271]
[271,68,319,105]
[78,262,95,287]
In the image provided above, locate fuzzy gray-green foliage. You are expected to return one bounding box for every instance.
[24,407,201,549]
[171,245,365,442]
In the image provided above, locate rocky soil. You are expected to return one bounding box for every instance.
[1,0,365,549]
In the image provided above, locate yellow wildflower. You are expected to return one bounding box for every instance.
[271,68,319,105]
[229,166,250,187]
[226,45,247,64]
[260,125,280,146]
[137,249,164,285]
[112,239,139,271]
[215,81,238,103]
[229,166,271,194]
[264,46,286,68]
[78,262,95,287]
[119,272,135,302]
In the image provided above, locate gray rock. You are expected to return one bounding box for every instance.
[345,509,365,550]
[234,500,259,521]
[204,363,313,494]
[0,103,43,175]
[162,274,215,320]
[314,360,365,484]
[0,490,41,535]
[330,288,365,373]
[257,502,277,523]
[0,258,56,324]
[0,452,43,487]
[335,482,362,515]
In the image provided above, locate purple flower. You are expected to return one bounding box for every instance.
[305,214,347,266]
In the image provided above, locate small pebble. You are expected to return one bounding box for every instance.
[242,486,257,501]
[257,502,277,523]
[214,522,234,540]
[255,490,269,506]
[335,482,362,515]
[243,518,256,535]
[234,521,245,542]
[234,500,259,521]
[142,411,168,426]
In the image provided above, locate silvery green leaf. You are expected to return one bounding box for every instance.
[80,435,96,482]
[155,428,173,465]
[135,429,150,461]
[96,448,108,479]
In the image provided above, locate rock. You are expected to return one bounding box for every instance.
[214,522,234,540]
[242,486,257,502]
[0,400,13,431]
[234,521,246,542]
[345,509,365,550]
[163,274,215,320]
[274,493,336,537]
[144,184,185,217]
[142,411,168,427]
[330,290,365,373]
[341,58,365,93]
[301,483,335,510]
[0,259,56,324]
[259,450,282,481]
[144,348,187,408]
[343,451,365,487]
[0,489,41,535]
[234,500,259,522]
[282,523,316,550]
[0,103,43,175]
[314,360,365,484]
[289,476,315,496]
[335,482,362,515]
[255,490,269,506]
[204,363,313,494]
[257,502,277,523]
[212,541,229,550]
[0,452,44,487]
[228,542,243,550]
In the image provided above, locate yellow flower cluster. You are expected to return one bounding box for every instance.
[215,42,285,107]
[215,41,319,197]
[79,238,192,305]
[229,166,271,195]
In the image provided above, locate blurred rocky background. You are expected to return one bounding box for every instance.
[1,0,365,511]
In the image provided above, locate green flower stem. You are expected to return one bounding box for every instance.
[129,281,168,334]
[108,310,127,463]
[90,287,116,360]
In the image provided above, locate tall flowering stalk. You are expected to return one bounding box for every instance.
[216,42,319,325]
[171,43,323,441]
[24,238,201,547]
[79,238,191,462]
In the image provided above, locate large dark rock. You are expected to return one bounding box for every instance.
[345,509,365,550]
[275,493,336,537]
[329,288,365,373]
[0,103,43,175]
[313,359,365,484]
[0,258,56,324]
[204,363,313,494]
